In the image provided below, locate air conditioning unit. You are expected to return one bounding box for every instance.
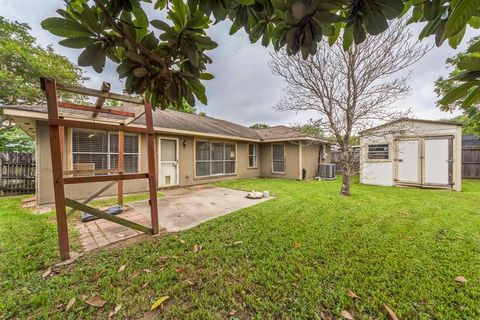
[319,164,336,180]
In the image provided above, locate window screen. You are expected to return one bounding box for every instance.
[368,144,389,160]
[248,144,257,168]
[72,129,139,174]
[272,144,285,173]
[195,141,236,176]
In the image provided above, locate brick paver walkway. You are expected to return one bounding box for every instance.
[75,208,151,251]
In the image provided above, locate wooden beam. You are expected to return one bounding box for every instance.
[118,130,124,206]
[48,118,152,134]
[64,173,149,184]
[55,82,143,104]
[92,82,111,118]
[63,168,119,175]
[43,78,70,261]
[58,101,135,117]
[67,180,118,216]
[144,101,159,234]
[65,198,153,234]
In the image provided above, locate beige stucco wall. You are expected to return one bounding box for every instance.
[36,121,149,205]
[259,142,300,180]
[36,120,330,205]
[36,122,261,205]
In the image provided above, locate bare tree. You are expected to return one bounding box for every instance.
[269,20,431,196]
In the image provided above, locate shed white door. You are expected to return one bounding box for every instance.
[159,138,178,187]
[423,138,450,185]
[396,140,420,184]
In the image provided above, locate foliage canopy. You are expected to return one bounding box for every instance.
[0,16,84,152]
[41,0,480,110]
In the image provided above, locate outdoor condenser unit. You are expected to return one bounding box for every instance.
[319,164,336,180]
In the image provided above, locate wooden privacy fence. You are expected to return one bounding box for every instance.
[0,152,35,196]
[462,147,480,179]
[331,149,360,174]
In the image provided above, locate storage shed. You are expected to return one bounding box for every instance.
[359,119,462,191]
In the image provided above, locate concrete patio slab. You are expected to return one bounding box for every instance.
[129,185,272,232]
[74,185,272,251]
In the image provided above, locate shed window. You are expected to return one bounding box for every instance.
[272,144,285,173]
[195,141,236,177]
[367,144,389,160]
[72,129,139,173]
[248,144,257,168]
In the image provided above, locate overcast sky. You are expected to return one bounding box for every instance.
[1,0,475,127]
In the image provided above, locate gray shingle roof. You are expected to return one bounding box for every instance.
[463,134,480,148]
[3,105,327,142]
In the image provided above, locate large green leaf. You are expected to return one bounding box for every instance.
[41,17,92,38]
[363,3,389,35]
[444,0,480,39]
[458,55,480,71]
[369,0,404,20]
[58,37,94,48]
[438,81,477,105]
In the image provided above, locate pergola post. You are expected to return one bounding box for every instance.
[43,78,70,261]
[118,130,124,206]
[144,101,159,234]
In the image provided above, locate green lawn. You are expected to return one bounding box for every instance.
[1,179,480,319]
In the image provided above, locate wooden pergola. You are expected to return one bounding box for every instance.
[41,78,159,261]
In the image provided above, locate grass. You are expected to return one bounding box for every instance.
[1,178,480,319]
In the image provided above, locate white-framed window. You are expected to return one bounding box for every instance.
[367,144,389,160]
[195,141,236,177]
[72,129,139,173]
[272,143,285,173]
[248,144,257,168]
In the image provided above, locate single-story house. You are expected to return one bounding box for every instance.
[3,104,331,205]
[359,118,462,191]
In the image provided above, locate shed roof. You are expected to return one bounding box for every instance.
[359,118,462,135]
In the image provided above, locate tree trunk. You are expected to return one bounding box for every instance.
[340,171,351,196]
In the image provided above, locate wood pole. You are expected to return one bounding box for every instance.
[118,130,124,206]
[144,101,159,234]
[43,78,70,261]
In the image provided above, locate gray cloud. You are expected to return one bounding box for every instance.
[1,0,473,127]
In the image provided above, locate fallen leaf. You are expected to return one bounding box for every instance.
[92,270,105,281]
[384,305,399,320]
[42,268,52,278]
[292,243,301,249]
[84,296,107,308]
[193,244,203,253]
[184,280,194,285]
[118,264,127,272]
[175,267,186,273]
[346,290,359,299]
[144,269,152,273]
[229,309,236,315]
[233,241,243,245]
[159,256,169,263]
[65,297,76,311]
[150,296,169,311]
[340,310,354,320]
[455,276,468,283]
[179,239,185,244]
[109,304,122,317]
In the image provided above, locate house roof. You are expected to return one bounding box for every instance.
[254,125,329,143]
[359,118,462,135]
[463,134,480,148]
[3,104,327,143]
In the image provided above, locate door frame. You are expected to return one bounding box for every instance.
[157,136,179,188]
[394,135,454,189]
[394,137,422,186]
[421,136,454,189]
